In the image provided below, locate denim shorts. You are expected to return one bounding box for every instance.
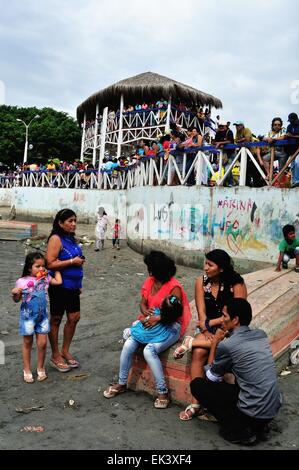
[19,309,50,336]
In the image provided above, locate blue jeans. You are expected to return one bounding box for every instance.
[118,322,181,394]
[291,154,299,185]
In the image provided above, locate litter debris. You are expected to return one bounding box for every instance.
[1,331,9,335]
[16,405,45,414]
[69,400,75,406]
[20,426,45,433]
[63,373,90,381]
[136,273,144,276]
[280,370,291,377]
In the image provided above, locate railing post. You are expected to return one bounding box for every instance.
[269,146,275,184]
[167,155,172,185]
[239,147,247,186]
[195,151,203,185]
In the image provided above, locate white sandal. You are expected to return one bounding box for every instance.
[179,403,203,421]
[23,371,34,383]
[173,336,194,359]
[37,370,48,382]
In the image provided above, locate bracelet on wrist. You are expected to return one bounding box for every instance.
[205,318,213,333]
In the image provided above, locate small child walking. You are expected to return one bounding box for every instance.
[12,252,62,383]
[112,218,121,250]
[275,224,299,272]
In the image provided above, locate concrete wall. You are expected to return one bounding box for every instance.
[1,186,298,268]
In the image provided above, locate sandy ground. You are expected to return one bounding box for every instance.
[0,212,298,450]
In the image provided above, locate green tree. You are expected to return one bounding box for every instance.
[0,105,81,166]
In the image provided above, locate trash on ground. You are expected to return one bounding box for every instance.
[1,331,9,335]
[63,373,90,381]
[136,273,144,276]
[20,426,45,433]
[69,400,75,406]
[16,405,45,414]
[280,370,292,377]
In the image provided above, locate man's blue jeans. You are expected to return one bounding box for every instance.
[291,154,299,185]
[118,323,181,394]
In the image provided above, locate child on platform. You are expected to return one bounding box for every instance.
[275,224,299,272]
[12,252,62,383]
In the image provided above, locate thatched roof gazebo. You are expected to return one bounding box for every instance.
[77,71,222,124]
[77,71,223,164]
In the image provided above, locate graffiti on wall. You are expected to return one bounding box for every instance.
[213,197,267,254]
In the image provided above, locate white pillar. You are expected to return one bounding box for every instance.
[98,107,108,184]
[80,113,86,163]
[165,97,172,133]
[117,94,124,160]
[239,147,247,186]
[92,104,99,167]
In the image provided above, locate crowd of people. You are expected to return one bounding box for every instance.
[11,207,299,445]
[1,112,299,189]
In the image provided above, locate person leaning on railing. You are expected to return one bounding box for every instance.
[285,112,299,188]
[261,117,287,178]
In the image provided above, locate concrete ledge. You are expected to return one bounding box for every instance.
[127,238,272,273]
[0,221,37,240]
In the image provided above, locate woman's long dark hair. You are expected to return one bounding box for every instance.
[22,252,46,277]
[47,209,77,242]
[205,249,244,286]
[144,250,176,284]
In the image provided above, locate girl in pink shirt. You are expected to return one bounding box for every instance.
[12,252,62,383]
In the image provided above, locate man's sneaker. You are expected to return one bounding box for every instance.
[219,427,257,446]
[282,261,288,269]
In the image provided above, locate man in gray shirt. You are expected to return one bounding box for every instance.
[190,298,282,445]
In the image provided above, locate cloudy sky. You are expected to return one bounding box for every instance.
[0,0,298,133]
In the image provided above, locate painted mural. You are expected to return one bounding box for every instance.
[1,185,298,264]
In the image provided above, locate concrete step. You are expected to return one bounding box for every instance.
[0,221,37,240]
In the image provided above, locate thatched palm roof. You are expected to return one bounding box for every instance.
[76,71,222,123]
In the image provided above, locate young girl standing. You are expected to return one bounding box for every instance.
[12,252,62,383]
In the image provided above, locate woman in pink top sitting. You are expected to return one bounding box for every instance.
[103,250,191,408]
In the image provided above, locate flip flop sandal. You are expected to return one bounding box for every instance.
[103,385,127,398]
[154,397,170,409]
[50,359,71,373]
[23,371,34,383]
[62,356,80,368]
[37,370,48,382]
[179,403,203,421]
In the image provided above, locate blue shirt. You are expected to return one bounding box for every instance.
[57,235,83,289]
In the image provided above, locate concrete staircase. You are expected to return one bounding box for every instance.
[127,267,299,405]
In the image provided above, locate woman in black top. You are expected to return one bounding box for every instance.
[178,249,247,420]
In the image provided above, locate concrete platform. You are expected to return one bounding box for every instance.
[0,221,37,240]
[127,267,299,405]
